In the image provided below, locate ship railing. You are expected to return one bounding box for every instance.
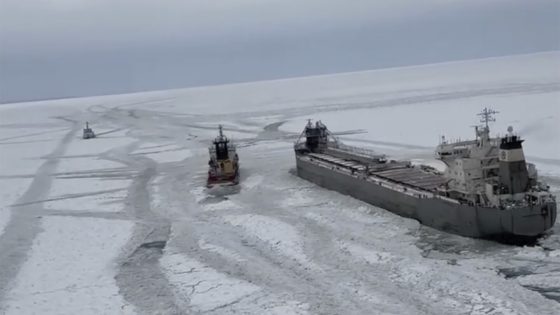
[316,154,458,202]
[302,154,465,204]
[501,200,529,209]
[370,174,461,203]
[332,143,385,159]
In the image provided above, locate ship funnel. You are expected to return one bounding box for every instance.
[498,134,529,194]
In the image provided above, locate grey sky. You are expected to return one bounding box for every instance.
[1,0,559,103]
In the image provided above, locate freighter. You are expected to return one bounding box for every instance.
[207,125,239,188]
[294,109,556,239]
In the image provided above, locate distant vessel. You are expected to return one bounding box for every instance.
[294,109,556,239]
[82,122,96,139]
[207,125,240,188]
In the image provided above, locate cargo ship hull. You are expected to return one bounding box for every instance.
[296,155,557,238]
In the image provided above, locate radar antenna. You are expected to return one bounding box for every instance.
[478,107,498,128]
[306,119,313,127]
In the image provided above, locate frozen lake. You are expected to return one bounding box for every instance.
[1,52,559,314]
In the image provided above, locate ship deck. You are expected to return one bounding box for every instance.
[305,153,447,192]
[373,167,447,191]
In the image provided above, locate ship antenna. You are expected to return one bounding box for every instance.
[478,107,498,129]
[218,124,223,138]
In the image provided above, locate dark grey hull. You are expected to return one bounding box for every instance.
[296,156,557,238]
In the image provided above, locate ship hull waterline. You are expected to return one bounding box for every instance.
[295,156,557,239]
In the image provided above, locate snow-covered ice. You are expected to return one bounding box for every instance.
[161,247,309,314]
[3,217,135,315]
[0,209,9,239]
[132,142,192,163]
[224,214,319,270]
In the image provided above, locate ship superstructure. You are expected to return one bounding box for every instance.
[207,125,239,187]
[435,108,553,212]
[294,111,556,239]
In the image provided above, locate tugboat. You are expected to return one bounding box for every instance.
[207,125,240,188]
[294,109,556,239]
[82,122,96,139]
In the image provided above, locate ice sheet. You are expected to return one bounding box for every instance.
[3,216,135,315]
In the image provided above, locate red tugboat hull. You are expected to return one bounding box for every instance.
[206,172,240,188]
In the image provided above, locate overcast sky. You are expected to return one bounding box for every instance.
[1,0,559,103]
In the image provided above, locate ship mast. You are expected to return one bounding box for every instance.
[476,107,498,147]
[478,107,498,129]
[216,124,228,143]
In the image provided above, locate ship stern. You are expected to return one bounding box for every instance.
[504,201,557,237]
